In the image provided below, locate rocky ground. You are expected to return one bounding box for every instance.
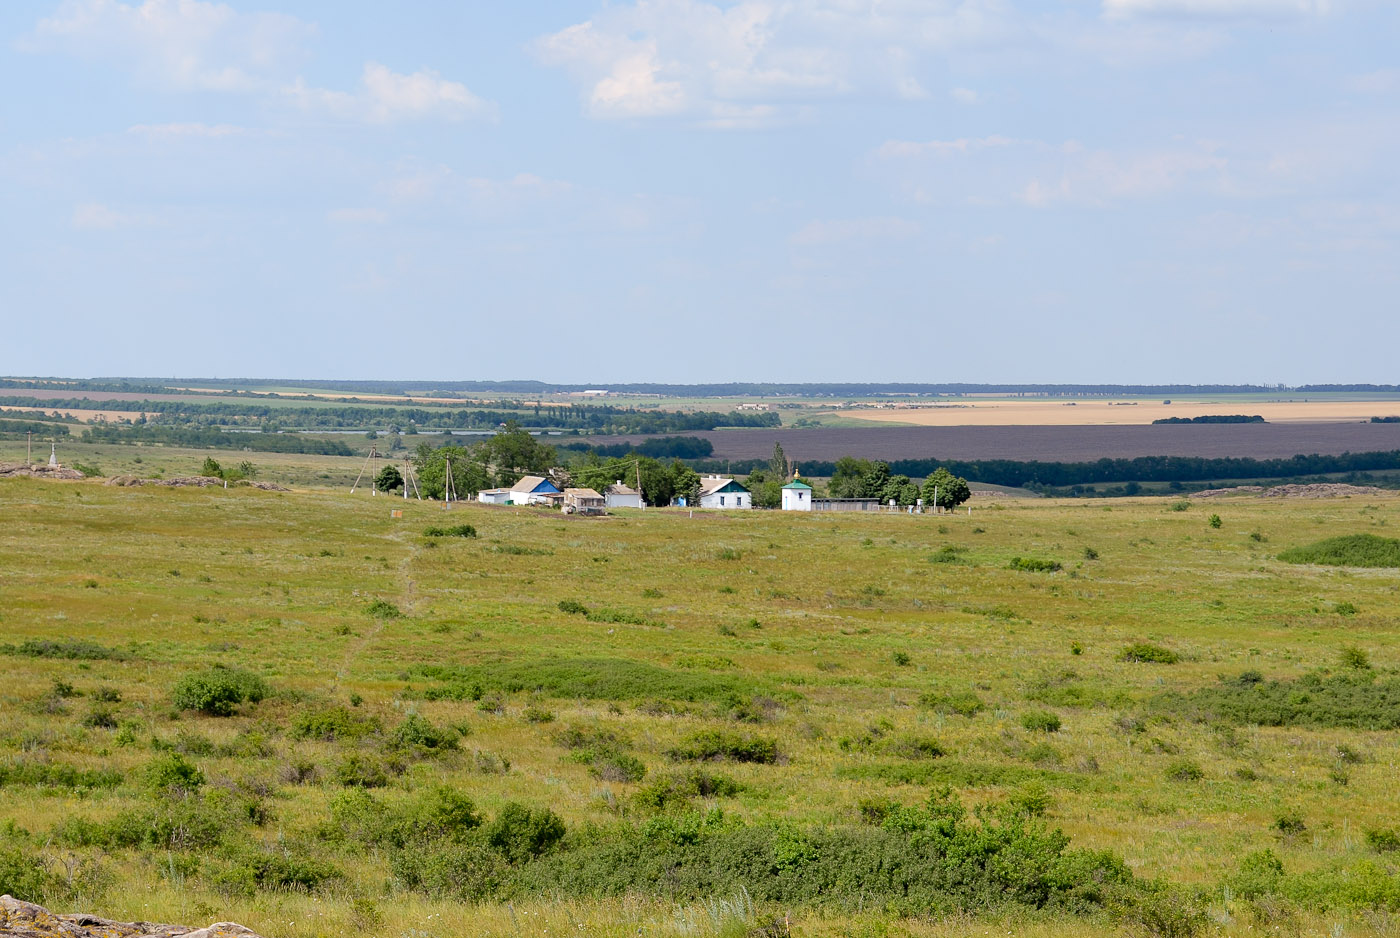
[0,897,264,938]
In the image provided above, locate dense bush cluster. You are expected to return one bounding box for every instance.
[1278,534,1400,568]
[1158,670,1400,729]
[170,667,269,717]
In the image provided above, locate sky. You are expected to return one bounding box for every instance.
[1,0,1396,385]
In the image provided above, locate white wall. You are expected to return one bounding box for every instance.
[781,488,812,511]
[700,491,750,509]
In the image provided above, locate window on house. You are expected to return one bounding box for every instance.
[720,496,726,506]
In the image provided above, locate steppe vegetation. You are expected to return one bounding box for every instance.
[2,479,1400,937]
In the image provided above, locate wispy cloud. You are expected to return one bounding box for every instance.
[72,202,134,229]
[792,217,921,246]
[1103,0,1330,19]
[25,0,311,91]
[288,63,495,124]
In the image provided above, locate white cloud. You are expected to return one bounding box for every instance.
[26,0,311,91]
[287,63,494,124]
[535,0,1007,123]
[1103,0,1329,18]
[791,217,921,246]
[950,87,980,104]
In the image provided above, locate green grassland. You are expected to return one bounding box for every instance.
[2,479,1400,936]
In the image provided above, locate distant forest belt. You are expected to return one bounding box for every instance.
[590,422,1400,463]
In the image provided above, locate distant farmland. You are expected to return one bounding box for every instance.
[591,422,1400,463]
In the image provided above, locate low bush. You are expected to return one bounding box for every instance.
[211,846,341,896]
[335,753,392,788]
[1278,534,1400,568]
[171,667,269,717]
[917,691,985,717]
[486,803,566,864]
[389,714,459,754]
[0,845,54,902]
[1008,557,1062,573]
[0,638,126,661]
[1119,643,1179,664]
[290,706,382,741]
[145,753,205,794]
[1365,828,1400,853]
[0,761,122,791]
[423,524,477,538]
[558,600,589,615]
[1164,759,1204,782]
[668,730,779,764]
[635,771,743,812]
[1021,711,1062,733]
[416,657,757,705]
[1156,670,1400,729]
[366,599,403,619]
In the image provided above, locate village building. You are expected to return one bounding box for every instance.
[780,479,813,511]
[563,487,607,515]
[506,475,562,505]
[477,488,511,505]
[812,497,882,512]
[696,475,751,509]
[605,482,643,509]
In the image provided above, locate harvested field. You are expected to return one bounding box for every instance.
[591,422,1400,462]
[833,398,1400,426]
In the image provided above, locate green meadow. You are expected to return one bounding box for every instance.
[2,477,1400,937]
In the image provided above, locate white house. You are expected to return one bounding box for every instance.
[605,482,643,509]
[781,479,813,511]
[564,487,607,514]
[697,476,751,509]
[506,475,562,505]
[477,488,511,505]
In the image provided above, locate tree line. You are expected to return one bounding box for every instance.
[0,396,778,435]
[82,425,353,455]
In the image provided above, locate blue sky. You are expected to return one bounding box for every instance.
[2,0,1396,384]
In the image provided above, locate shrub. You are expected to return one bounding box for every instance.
[1273,810,1306,835]
[335,753,391,788]
[486,803,566,863]
[415,657,756,705]
[145,753,205,794]
[669,730,779,764]
[557,600,589,615]
[1021,711,1062,733]
[389,714,459,754]
[1009,782,1054,817]
[892,651,912,667]
[212,847,341,896]
[1082,547,1099,560]
[1208,514,1222,529]
[423,524,476,538]
[0,639,125,661]
[0,846,55,902]
[0,761,121,791]
[1365,828,1400,853]
[1335,601,1359,616]
[366,598,403,619]
[1164,759,1203,782]
[81,704,119,729]
[635,771,743,812]
[523,706,555,724]
[1278,533,1400,568]
[290,706,381,741]
[391,841,504,901]
[1119,643,1179,664]
[1157,670,1400,729]
[91,686,121,703]
[1340,647,1371,671]
[1008,557,1062,573]
[918,691,985,717]
[928,546,967,564]
[171,667,269,716]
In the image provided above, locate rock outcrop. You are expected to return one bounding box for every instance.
[0,464,85,480]
[0,896,265,938]
[1192,483,1394,499]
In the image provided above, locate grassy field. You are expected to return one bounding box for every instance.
[3,479,1400,936]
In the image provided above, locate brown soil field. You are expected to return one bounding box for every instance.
[0,406,139,423]
[591,422,1400,463]
[833,399,1400,426]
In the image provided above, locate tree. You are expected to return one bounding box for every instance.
[201,456,223,479]
[768,442,789,480]
[669,461,701,507]
[745,467,782,509]
[881,474,920,507]
[830,457,876,498]
[375,464,404,493]
[922,467,971,510]
[415,443,489,500]
[485,421,556,487]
